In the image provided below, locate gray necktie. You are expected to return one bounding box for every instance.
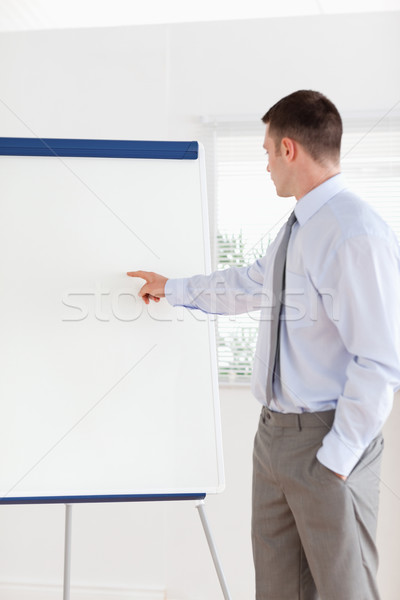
[266,211,297,404]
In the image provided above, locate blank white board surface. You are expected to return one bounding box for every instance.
[0,138,224,503]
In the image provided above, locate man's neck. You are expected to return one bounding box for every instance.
[295,167,341,201]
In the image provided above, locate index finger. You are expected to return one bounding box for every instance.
[126,270,151,281]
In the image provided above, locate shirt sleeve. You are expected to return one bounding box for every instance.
[316,234,400,476]
[164,258,268,315]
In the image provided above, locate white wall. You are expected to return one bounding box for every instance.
[0,12,399,599]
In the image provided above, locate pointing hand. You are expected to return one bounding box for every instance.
[127,270,168,305]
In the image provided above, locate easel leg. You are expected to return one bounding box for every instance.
[63,504,73,600]
[195,500,232,600]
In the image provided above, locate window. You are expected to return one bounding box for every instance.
[199,113,400,384]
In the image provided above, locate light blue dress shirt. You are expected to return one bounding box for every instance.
[165,174,400,476]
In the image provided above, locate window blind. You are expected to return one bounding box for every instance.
[199,114,400,384]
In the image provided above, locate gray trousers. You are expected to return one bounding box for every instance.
[252,407,384,600]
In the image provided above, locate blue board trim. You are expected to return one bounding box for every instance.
[0,137,198,160]
[0,493,207,505]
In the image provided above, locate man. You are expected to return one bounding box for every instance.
[127,90,400,599]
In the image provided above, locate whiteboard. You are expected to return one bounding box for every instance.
[0,138,224,503]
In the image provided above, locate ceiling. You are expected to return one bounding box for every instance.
[0,0,399,32]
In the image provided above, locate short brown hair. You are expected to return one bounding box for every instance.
[262,90,342,163]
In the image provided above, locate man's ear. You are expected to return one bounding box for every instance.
[281,137,296,161]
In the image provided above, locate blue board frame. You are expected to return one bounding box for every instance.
[0,137,198,160]
[0,137,205,505]
[0,494,206,505]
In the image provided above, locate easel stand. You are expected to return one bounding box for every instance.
[195,500,231,600]
[63,504,72,600]
[63,500,232,600]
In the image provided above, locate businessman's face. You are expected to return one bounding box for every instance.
[263,125,293,198]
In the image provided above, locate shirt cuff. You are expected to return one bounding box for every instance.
[164,278,191,308]
[316,429,365,477]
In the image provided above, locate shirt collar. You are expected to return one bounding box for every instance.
[294,173,346,227]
